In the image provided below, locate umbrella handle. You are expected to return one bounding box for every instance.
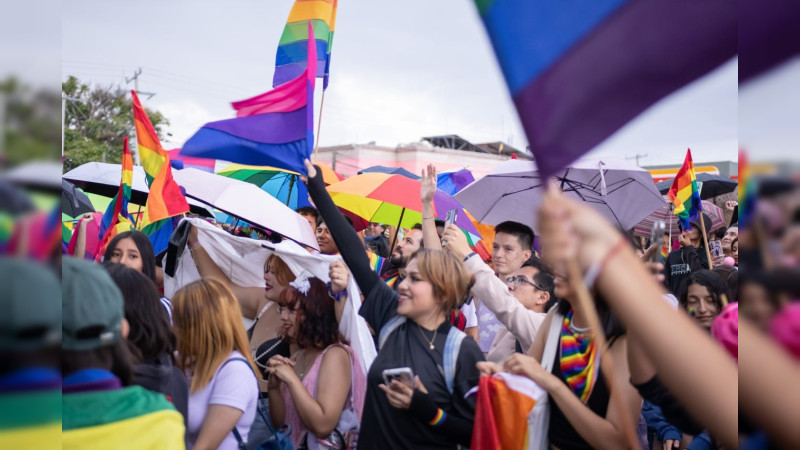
[389,207,406,251]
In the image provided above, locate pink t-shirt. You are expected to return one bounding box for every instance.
[187,351,258,449]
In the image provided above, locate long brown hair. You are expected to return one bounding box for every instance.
[172,278,258,392]
[279,277,344,350]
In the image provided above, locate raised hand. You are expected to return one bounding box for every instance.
[300,159,318,183]
[328,260,349,294]
[421,163,437,204]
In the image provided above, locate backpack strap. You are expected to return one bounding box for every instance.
[218,357,275,442]
[442,326,466,395]
[378,315,407,350]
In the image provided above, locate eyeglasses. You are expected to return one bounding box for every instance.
[506,275,544,291]
[277,304,298,315]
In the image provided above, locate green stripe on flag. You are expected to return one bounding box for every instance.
[279,20,331,46]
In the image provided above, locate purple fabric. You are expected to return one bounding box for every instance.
[432,190,481,237]
[514,0,736,178]
[739,0,800,82]
[62,369,122,393]
[204,107,308,144]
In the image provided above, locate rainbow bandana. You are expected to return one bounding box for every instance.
[560,310,601,403]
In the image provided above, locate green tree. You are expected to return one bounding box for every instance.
[0,77,61,165]
[61,75,169,173]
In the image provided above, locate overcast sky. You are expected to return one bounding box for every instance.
[58,0,741,167]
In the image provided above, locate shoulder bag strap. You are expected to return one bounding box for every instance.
[443,326,467,395]
[378,315,407,350]
[541,310,564,373]
[219,357,276,440]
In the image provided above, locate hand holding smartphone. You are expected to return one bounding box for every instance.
[382,367,415,389]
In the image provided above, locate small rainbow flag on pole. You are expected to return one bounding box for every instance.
[668,149,703,231]
[132,91,190,254]
[738,149,755,229]
[274,0,337,89]
[97,137,136,258]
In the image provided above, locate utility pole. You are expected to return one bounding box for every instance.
[626,153,648,167]
[62,94,82,160]
[125,68,156,166]
[0,92,6,159]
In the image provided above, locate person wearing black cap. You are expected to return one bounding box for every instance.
[0,259,61,447]
[663,212,712,296]
[61,258,184,449]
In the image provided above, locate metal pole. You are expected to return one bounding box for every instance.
[61,95,65,157]
[0,92,6,158]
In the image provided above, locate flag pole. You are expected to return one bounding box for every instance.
[312,89,326,162]
[698,210,714,269]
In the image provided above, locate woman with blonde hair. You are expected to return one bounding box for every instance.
[172,278,259,450]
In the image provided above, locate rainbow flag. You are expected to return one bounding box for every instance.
[472,0,736,178]
[131,91,190,224]
[274,0,337,89]
[668,149,703,231]
[738,150,755,229]
[182,22,318,175]
[471,373,547,449]
[97,138,136,258]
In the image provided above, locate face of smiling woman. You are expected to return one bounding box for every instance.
[686,283,720,329]
[396,258,441,321]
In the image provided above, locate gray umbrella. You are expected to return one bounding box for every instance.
[455,158,664,232]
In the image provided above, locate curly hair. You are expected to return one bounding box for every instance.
[279,277,344,350]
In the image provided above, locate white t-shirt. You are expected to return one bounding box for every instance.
[187,351,258,449]
[461,300,478,328]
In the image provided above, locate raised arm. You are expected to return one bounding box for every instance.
[538,187,737,448]
[443,224,543,350]
[420,164,442,250]
[302,160,381,296]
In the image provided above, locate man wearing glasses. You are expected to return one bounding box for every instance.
[442,225,554,364]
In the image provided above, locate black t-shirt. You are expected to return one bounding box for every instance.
[357,286,484,450]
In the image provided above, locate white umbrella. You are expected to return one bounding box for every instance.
[173,168,318,250]
[455,158,663,232]
[62,162,215,218]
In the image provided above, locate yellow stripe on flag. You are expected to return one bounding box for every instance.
[287,1,335,26]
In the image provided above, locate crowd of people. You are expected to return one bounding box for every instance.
[7,160,799,449]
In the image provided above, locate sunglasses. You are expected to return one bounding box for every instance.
[506,275,545,291]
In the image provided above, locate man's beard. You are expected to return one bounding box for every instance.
[389,250,404,268]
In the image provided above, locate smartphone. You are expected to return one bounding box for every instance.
[649,220,666,263]
[445,208,458,228]
[709,240,723,258]
[382,367,414,389]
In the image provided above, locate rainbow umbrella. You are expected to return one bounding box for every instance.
[326,173,482,245]
[217,163,311,210]
[316,162,344,185]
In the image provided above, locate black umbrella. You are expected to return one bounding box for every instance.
[0,179,35,214]
[61,179,96,217]
[656,173,738,199]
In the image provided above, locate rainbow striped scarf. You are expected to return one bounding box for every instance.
[560,310,600,403]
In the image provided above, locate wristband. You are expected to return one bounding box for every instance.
[463,251,477,262]
[428,408,446,427]
[584,235,628,288]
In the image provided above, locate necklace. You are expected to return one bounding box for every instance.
[417,323,438,350]
[253,337,284,369]
[295,349,318,379]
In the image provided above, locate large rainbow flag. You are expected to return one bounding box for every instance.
[97,137,136,258]
[471,373,547,449]
[274,0,337,89]
[182,22,318,174]
[667,149,703,231]
[472,0,736,178]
